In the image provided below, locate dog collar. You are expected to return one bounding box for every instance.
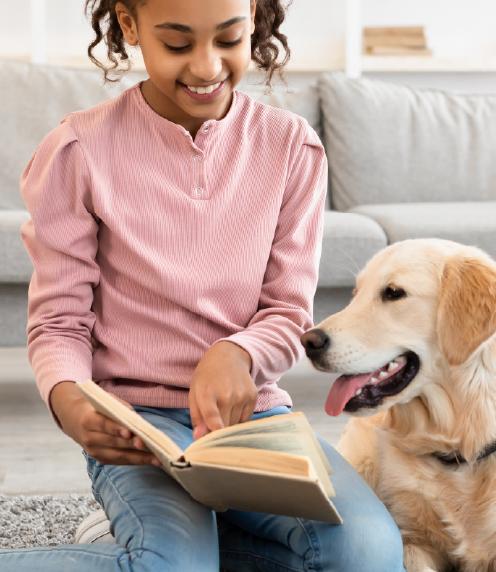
[432,440,496,466]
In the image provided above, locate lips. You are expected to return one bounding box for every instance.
[325,352,421,416]
[179,79,226,102]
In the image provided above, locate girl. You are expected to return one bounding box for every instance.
[2,0,406,570]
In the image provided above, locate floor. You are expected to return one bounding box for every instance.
[0,347,348,495]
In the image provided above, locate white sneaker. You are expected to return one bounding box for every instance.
[75,509,114,544]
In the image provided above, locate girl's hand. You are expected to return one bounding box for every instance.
[189,341,257,440]
[50,381,161,467]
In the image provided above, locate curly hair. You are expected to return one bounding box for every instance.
[84,0,291,85]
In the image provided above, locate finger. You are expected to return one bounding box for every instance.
[189,393,203,434]
[89,447,161,467]
[193,422,208,441]
[240,402,255,423]
[229,404,244,427]
[189,393,209,440]
[84,431,149,452]
[84,411,133,440]
[198,399,225,434]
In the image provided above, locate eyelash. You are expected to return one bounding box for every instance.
[164,39,242,53]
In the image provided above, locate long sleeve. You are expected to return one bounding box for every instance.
[218,126,328,385]
[20,120,100,408]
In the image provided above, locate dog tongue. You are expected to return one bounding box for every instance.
[325,373,372,416]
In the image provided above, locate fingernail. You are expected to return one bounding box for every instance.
[120,429,129,439]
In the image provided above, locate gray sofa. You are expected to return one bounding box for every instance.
[1,60,495,346]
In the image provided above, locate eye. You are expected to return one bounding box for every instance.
[164,38,242,53]
[381,286,407,302]
[164,44,190,52]
[218,39,243,48]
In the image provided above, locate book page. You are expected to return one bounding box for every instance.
[185,412,334,496]
[77,381,183,470]
[184,446,313,477]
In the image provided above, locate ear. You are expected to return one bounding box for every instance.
[250,0,257,35]
[115,1,139,46]
[437,256,496,366]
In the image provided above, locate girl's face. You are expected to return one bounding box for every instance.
[116,0,255,130]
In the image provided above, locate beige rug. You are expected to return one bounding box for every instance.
[0,494,99,549]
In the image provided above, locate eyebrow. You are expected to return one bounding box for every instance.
[155,16,247,33]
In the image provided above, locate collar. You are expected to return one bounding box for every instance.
[133,82,239,138]
[432,440,496,467]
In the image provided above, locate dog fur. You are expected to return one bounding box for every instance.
[311,239,496,572]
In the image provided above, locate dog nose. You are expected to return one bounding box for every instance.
[300,328,330,359]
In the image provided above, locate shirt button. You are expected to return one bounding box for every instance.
[194,187,203,198]
[203,125,210,133]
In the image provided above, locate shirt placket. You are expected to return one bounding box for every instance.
[190,122,212,200]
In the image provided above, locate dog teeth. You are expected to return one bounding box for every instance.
[370,377,379,384]
[355,389,363,397]
[379,371,389,379]
[387,361,398,371]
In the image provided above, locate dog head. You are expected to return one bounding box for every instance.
[302,239,496,417]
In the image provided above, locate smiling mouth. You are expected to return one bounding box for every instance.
[178,79,227,101]
[325,351,421,416]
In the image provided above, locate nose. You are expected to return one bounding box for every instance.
[300,328,331,359]
[189,46,223,83]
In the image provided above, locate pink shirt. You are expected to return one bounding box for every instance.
[20,83,327,414]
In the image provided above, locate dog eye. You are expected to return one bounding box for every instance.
[381,286,407,302]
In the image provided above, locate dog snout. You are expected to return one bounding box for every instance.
[301,328,330,359]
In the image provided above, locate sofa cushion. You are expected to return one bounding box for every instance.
[254,83,322,140]
[1,60,322,210]
[0,210,32,282]
[318,211,387,288]
[2,209,387,288]
[0,61,150,210]
[319,72,496,211]
[351,202,496,259]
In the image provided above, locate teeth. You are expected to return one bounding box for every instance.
[379,371,389,379]
[370,377,379,384]
[355,389,363,397]
[388,361,398,371]
[187,82,221,94]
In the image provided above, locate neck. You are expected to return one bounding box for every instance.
[385,345,496,463]
[140,79,233,137]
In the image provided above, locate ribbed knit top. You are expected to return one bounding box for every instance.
[20,82,327,414]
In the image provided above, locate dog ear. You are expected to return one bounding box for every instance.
[437,256,496,366]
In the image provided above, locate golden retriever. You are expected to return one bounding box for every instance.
[301,238,496,572]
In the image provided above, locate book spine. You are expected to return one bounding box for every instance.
[363,36,427,48]
[363,26,425,37]
[365,46,432,56]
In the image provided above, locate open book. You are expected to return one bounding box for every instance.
[77,380,342,524]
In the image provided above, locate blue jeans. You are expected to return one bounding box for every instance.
[0,406,405,571]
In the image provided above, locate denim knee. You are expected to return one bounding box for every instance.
[317,512,405,572]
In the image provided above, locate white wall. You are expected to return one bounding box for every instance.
[2,0,496,65]
[362,0,496,59]
[1,0,496,91]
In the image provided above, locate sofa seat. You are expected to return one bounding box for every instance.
[0,208,387,289]
[319,211,387,288]
[0,210,31,283]
[351,202,496,258]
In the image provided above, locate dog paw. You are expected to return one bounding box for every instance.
[404,544,445,572]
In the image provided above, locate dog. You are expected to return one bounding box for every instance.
[301,238,496,572]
